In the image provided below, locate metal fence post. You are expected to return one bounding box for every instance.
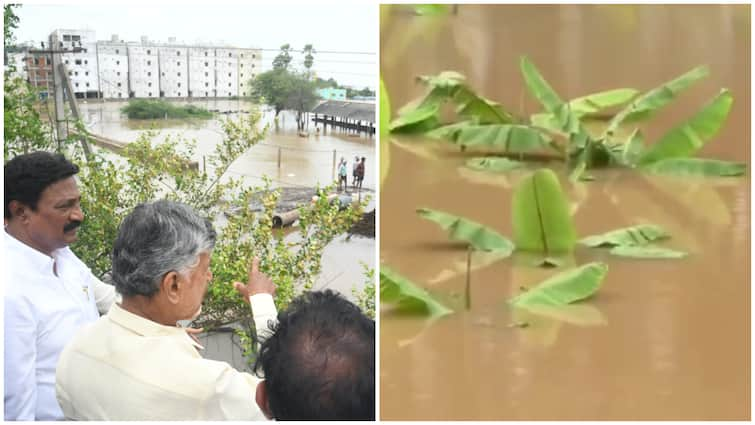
[332,149,337,181]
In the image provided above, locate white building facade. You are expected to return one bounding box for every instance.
[188,47,216,98]
[127,44,159,98]
[46,29,262,100]
[52,29,99,98]
[158,46,188,98]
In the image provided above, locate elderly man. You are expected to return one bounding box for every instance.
[254,290,375,420]
[55,200,278,420]
[4,152,117,420]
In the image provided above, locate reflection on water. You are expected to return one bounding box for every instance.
[381,4,749,420]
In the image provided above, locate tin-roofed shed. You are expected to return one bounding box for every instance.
[311,100,375,135]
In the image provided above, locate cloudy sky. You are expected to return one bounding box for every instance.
[14,2,378,89]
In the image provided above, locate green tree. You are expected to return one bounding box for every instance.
[4,4,54,158]
[249,69,295,117]
[286,72,319,131]
[272,43,293,70]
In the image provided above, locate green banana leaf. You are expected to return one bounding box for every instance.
[454,86,516,124]
[380,79,391,186]
[567,88,639,116]
[620,128,645,165]
[641,158,746,177]
[414,4,451,16]
[508,262,608,307]
[603,65,709,137]
[380,266,453,317]
[512,168,577,254]
[389,103,441,134]
[637,89,733,165]
[609,245,688,259]
[416,207,515,254]
[465,157,526,172]
[519,56,563,112]
[425,120,477,141]
[579,224,670,247]
[449,124,552,152]
[416,70,467,91]
[529,88,639,128]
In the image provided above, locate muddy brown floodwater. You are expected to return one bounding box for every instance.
[380,4,750,420]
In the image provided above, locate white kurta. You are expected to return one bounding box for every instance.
[55,295,278,420]
[3,231,116,420]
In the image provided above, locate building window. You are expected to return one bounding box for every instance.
[147,60,151,66]
[205,62,208,66]
[240,73,244,78]
[84,60,88,65]
[118,92,122,98]
[228,72,231,77]
[86,82,89,87]
[147,72,151,76]
[177,92,180,96]
[162,72,165,76]
[177,72,181,77]
[205,82,208,87]
[205,72,208,77]
[75,59,82,65]
[204,52,208,57]
[72,35,80,42]
[228,83,231,87]
[74,71,78,76]
[68,71,72,76]
[252,64,255,68]
[115,49,119,54]
[205,91,208,96]
[63,35,71,41]
[147,49,151,55]
[243,92,246,96]
[176,51,180,56]
[240,83,243,87]
[116,60,120,65]
[252,54,256,59]
[149,92,152,96]
[65,60,69,64]
[117,72,120,76]
[75,82,79,87]
[177,83,181,87]
[85,71,89,76]
[177,61,181,66]
[228,92,231,96]
[228,53,232,57]
[241,54,244,58]
[117,82,121,87]
[240,64,244,68]
[148,82,152,87]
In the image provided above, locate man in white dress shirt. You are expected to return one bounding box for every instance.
[55,200,279,420]
[4,151,117,420]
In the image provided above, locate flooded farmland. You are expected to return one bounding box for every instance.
[380,4,749,420]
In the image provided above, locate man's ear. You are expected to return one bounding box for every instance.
[256,380,273,420]
[8,200,29,222]
[160,271,181,305]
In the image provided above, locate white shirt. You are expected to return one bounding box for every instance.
[55,294,278,420]
[3,231,116,421]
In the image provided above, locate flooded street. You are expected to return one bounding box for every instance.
[380,4,749,420]
[79,99,376,300]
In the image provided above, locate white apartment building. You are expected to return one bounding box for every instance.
[188,47,216,98]
[52,29,99,98]
[96,40,129,99]
[158,45,188,98]
[127,44,159,98]
[237,48,261,97]
[215,48,239,98]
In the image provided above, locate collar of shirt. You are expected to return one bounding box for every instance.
[4,231,58,275]
[108,303,204,350]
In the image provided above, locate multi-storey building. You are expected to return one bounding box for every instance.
[188,47,216,98]
[127,44,159,98]
[215,48,239,98]
[52,29,99,98]
[158,45,188,98]
[96,39,129,99]
[41,29,263,100]
[237,48,261,97]
[22,51,53,96]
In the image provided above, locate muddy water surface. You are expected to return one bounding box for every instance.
[380,4,749,420]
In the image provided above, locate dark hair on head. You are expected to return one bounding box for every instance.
[111,200,216,298]
[4,151,79,219]
[254,290,375,420]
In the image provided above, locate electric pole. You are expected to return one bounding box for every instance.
[49,32,67,150]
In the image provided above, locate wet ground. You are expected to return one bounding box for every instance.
[380,4,750,420]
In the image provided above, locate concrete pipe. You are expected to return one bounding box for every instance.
[272,210,300,228]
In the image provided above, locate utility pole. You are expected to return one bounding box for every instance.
[49,32,67,150]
